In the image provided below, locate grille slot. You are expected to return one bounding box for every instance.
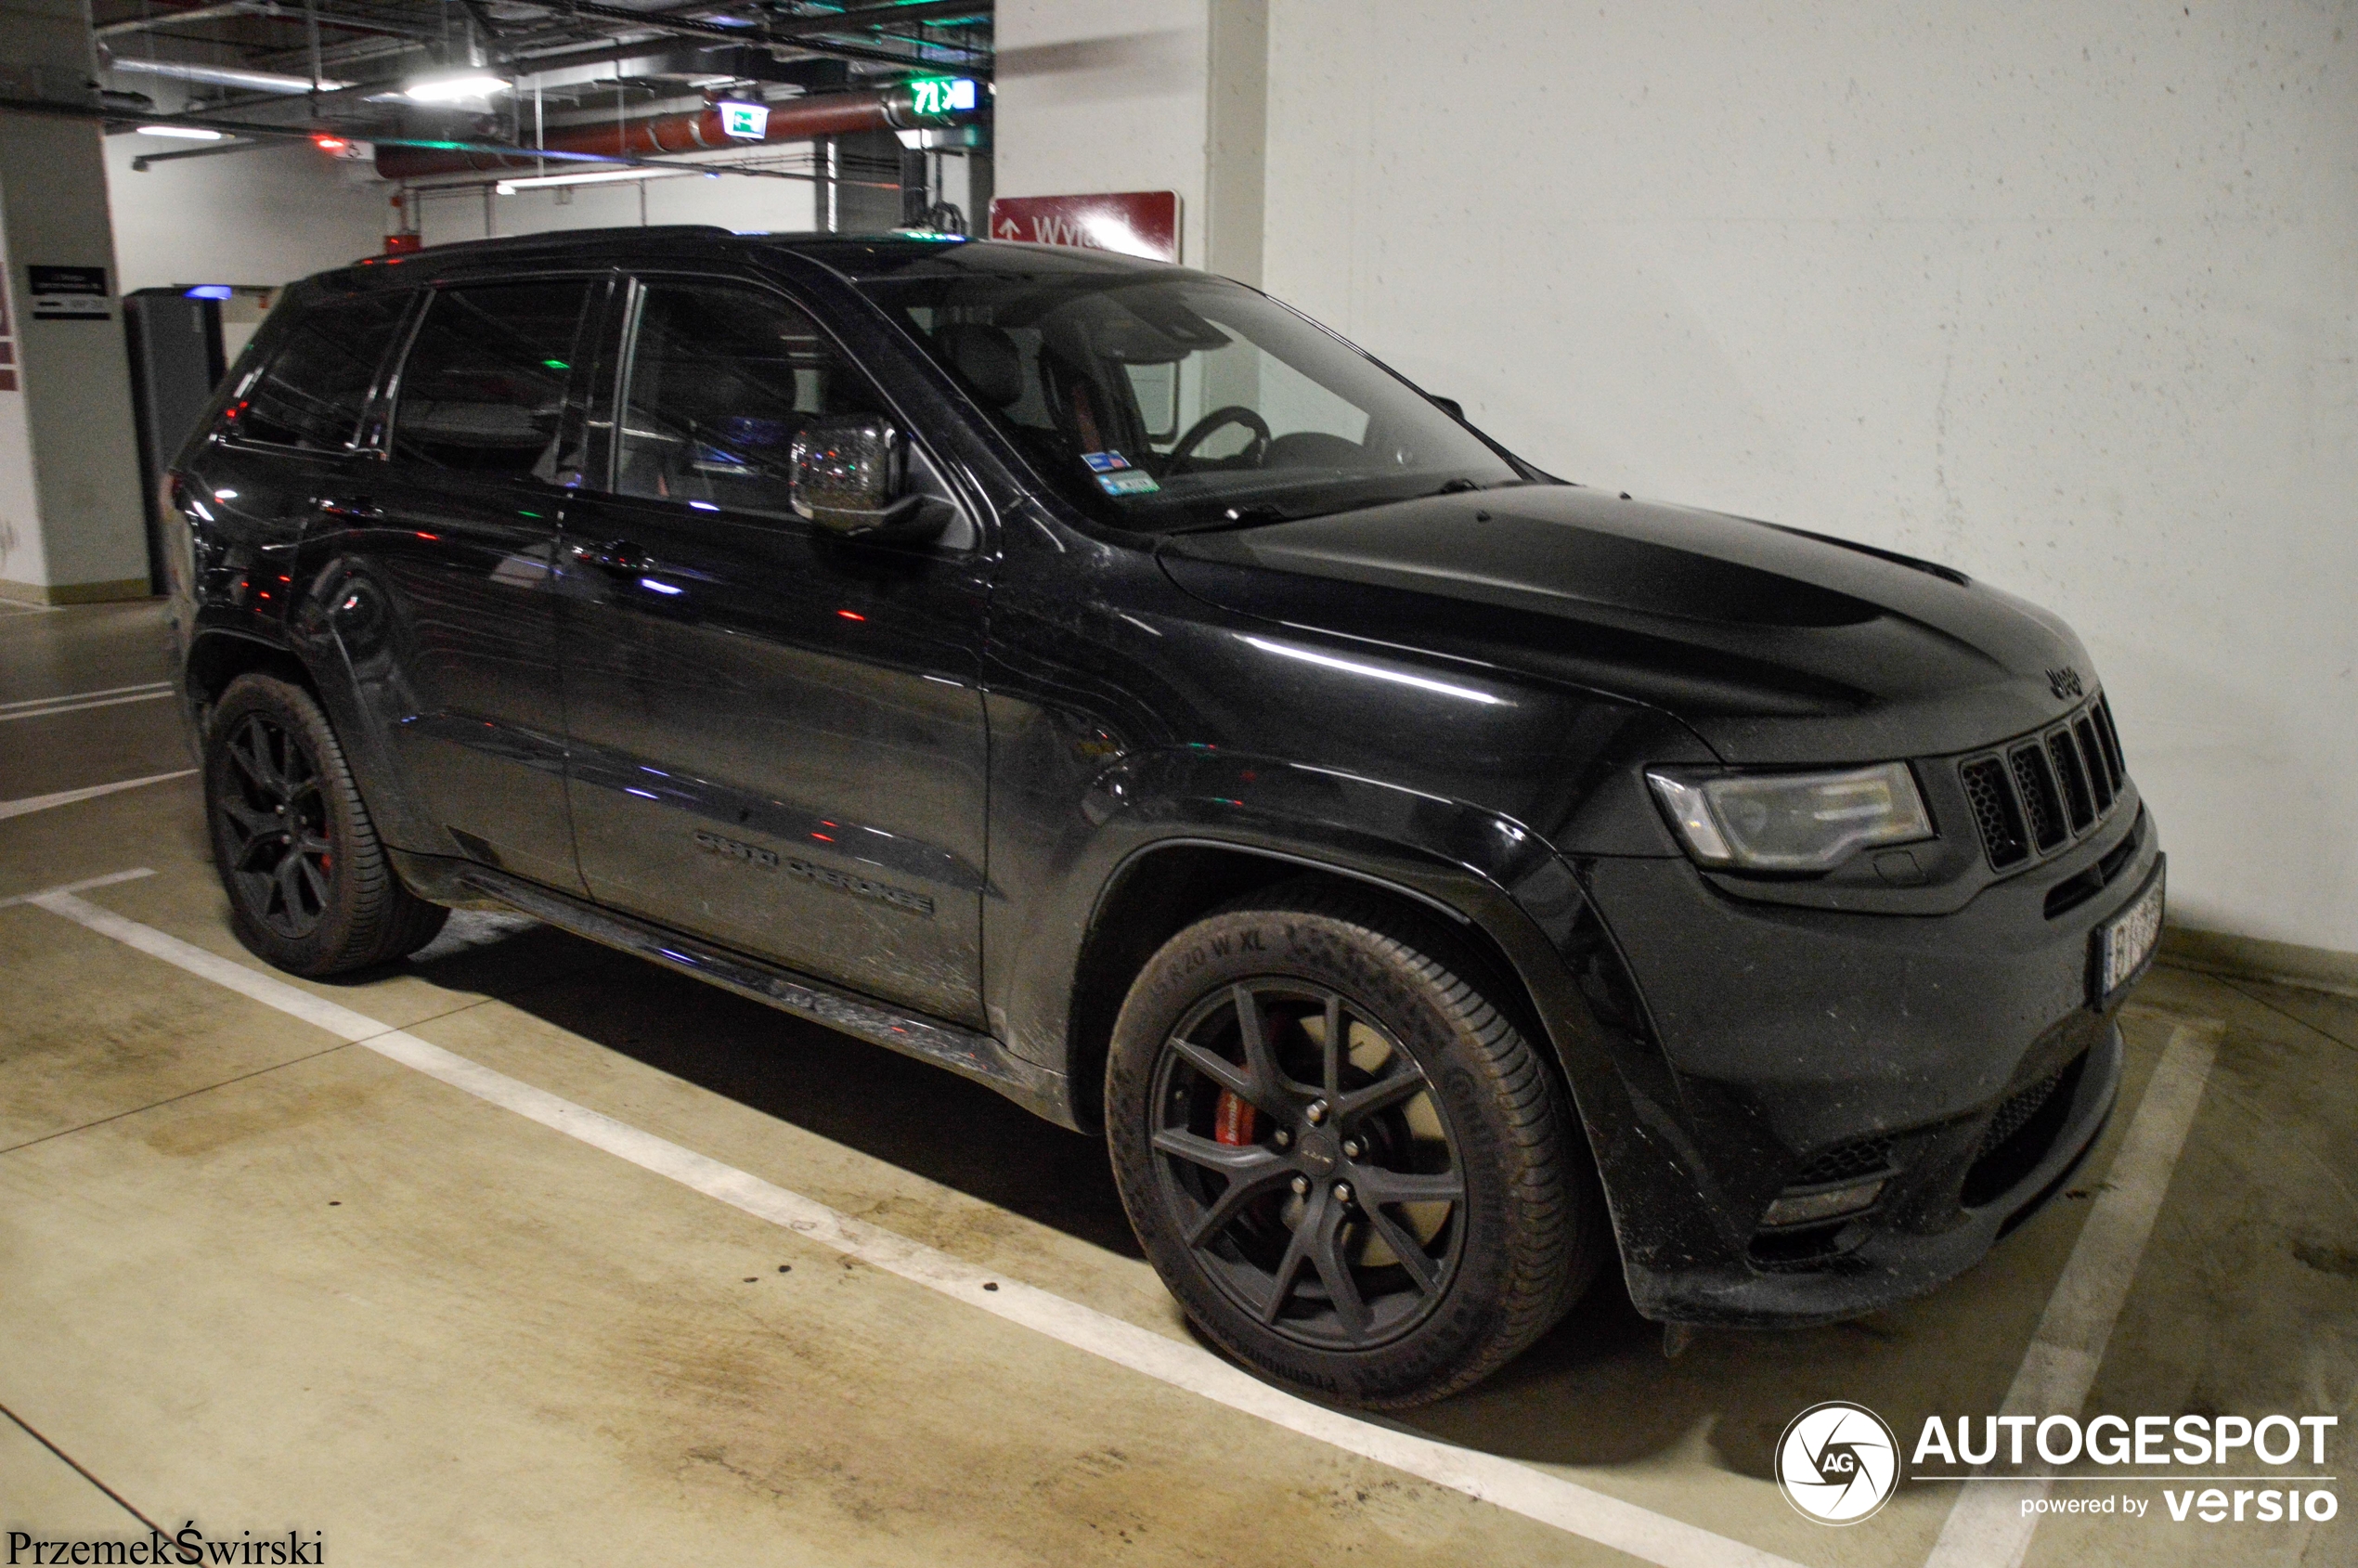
[2093,695,2127,784]
[1961,758,2028,868]
[2074,717,2113,810]
[1977,1069,2063,1160]
[1794,1135,1896,1186]
[1960,693,2131,873]
[2011,745,2066,850]
[2048,730,2095,832]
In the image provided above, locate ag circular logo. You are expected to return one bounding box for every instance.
[1776,1401,1900,1524]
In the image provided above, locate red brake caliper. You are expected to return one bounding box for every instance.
[1214,1088,1258,1147]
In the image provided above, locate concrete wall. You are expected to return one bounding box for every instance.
[105,136,389,296]
[997,0,2357,955]
[995,0,1213,265]
[405,141,820,249]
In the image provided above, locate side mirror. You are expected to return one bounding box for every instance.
[790,416,907,534]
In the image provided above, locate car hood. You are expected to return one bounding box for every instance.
[1156,485,2096,763]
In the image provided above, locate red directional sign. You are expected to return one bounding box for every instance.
[987,191,1181,263]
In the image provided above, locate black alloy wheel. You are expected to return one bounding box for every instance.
[1108,884,1603,1408]
[203,673,448,976]
[216,711,334,939]
[1150,979,1465,1350]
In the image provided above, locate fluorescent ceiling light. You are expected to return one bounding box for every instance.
[494,166,713,195]
[136,123,227,140]
[405,72,511,103]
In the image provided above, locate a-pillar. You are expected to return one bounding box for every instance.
[0,0,151,604]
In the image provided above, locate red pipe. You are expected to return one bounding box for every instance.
[375,89,901,180]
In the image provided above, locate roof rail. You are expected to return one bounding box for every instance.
[356,224,736,264]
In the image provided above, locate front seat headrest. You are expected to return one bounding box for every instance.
[934,322,1024,408]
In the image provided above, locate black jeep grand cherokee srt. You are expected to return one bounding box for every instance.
[163,227,2163,1408]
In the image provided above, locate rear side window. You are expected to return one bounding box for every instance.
[613,279,892,514]
[391,279,591,476]
[230,292,410,451]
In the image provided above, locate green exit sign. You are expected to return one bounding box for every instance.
[908,77,978,117]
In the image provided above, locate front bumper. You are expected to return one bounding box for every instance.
[1563,805,2159,1328]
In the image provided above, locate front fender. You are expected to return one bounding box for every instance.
[990,745,1704,1295]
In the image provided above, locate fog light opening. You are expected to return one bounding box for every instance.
[1762,1177,1886,1228]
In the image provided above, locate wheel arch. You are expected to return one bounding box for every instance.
[1064,837,1564,1142]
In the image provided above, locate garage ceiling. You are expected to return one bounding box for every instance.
[88,0,991,147]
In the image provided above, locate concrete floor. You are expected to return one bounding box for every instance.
[2,599,2352,1567]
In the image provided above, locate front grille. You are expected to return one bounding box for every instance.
[1794,1135,1896,1186]
[1961,693,2129,872]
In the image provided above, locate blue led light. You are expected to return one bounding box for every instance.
[639,577,684,596]
[184,285,234,300]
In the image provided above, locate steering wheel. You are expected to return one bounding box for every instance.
[1164,405,1271,474]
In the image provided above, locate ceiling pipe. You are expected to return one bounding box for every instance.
[93,2,264,38]
[373,85,916,180]
[104,56,354,94]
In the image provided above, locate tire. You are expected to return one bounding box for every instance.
[1106,882,1604,1408]
[203,673,447,976]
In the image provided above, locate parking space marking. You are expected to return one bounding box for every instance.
[0,689,175,724]
[0,868,157,909]
[29,886,1806,1568]
[1922,1020,2222,1568]
[0,772,195,822]
[0,681,172,712]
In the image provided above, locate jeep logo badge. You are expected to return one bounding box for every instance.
[2046,666,2084,700]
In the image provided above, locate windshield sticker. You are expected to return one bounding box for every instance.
[1081,450,1131,473]
[1096,471,1160,497]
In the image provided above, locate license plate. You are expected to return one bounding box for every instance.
[2092,863,2165,1003]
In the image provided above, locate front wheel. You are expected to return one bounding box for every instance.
[1106,884,1604,1407]
[204,673,447,976]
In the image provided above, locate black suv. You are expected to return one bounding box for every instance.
[164,227,2163,1408]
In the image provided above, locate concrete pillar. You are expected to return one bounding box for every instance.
[1202,0,1267,287]
[0,0,153,603]
[995,0,1267,281]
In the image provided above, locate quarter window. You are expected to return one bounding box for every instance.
[391,280,591,476]
[231,292,410,451]
[614,280,891,515]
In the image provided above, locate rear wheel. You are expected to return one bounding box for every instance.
[204,673,447,976]
[1106,884,1603,1407]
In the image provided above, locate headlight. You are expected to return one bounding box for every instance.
[1645,762,1934,872]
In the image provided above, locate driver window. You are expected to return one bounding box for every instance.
[615,280,890,515]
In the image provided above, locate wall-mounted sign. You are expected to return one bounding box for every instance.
[908,77,978,116]
[28,265,110,320]
[718,101,770,141]
[987,192,1180,263]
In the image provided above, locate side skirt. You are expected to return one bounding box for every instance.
[394,850,1078,1130]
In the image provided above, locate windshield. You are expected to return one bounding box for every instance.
[854,267,1527,530]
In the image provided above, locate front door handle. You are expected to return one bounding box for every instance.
[316,495,381,520]
[572,538,648,574]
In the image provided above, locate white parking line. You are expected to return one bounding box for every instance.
[28,883,1805,1568]
[0,771,196,822]
[1922,1021,2222,1568]
[0,691,175,724]
[0,681,172,712]
[0,868,158,910]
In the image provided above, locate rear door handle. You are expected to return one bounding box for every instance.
[316,495,381,520]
